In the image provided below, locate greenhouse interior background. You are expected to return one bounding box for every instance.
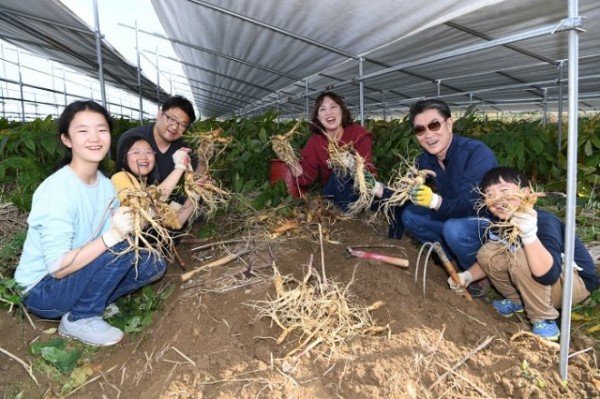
[0,0,598,123]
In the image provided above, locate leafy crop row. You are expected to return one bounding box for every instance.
[1,111,598,213]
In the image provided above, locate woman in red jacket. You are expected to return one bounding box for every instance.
[275,92,378,212]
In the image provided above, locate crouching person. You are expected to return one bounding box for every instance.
[14,100,166,346]
[450,166,600,340]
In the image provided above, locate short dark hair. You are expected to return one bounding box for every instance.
[58,100,113,167]
[162,95,196,124]
[310,91,353,135]
[480,166,530,192]
[408,99,451,126]
[115,136,159,184]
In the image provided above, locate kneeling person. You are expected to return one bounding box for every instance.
[453,167,599,340]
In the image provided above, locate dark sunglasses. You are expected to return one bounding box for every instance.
[413,118,449,135]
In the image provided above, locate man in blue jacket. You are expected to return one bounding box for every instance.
[388,99,497,296]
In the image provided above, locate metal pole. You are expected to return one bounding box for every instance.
[135,21,144,124]
[557,61,565,151]
[304,79,309,118]
[359,57,365,126]
[62,68,68,106]
[89,77,94,100]
[276,91,280,123]
[542,88,548,127]
[16,48,25,122]
[436,80,442,99]
[51,63,58,117]
[92,0,107,108]
[155,46,160,111]
[382,91,387,121]
[559,0,580,382]
[0,44,5,119]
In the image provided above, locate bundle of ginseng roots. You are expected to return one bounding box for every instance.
[271,120,302,166]
[115,175,179,265]
[249,259,389,359]
[326,137,378,216]
[378,157,436,221]
[479,186,546,254]
[184,128,232,217]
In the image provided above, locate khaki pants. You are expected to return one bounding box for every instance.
[477,241,590,323]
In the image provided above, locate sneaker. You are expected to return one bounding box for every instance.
[59,312,124,346]
[493,299,524,317]
[467,278,491,298]
[532,320,560,341]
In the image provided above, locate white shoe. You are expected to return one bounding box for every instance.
[59,312,124,346]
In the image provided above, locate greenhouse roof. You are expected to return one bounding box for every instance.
[151,0,600,118]
[0,0,169,104]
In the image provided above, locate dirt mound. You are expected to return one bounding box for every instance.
[1,217,599,398]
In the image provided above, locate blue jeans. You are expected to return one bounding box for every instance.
[23,242,166,320]
[401,204,489,270]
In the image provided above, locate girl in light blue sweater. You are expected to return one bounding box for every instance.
[15,101,167,346]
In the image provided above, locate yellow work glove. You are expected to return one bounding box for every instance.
[410,185,442,209]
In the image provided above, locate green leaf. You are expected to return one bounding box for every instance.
[258,127,267,143]
[40,347,82,374]
[584,140,593,157]
[30,337,67,355]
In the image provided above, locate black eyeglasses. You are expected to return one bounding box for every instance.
[413,118,449,135]
[164,113,189,132]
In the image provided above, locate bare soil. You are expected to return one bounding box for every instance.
[1,214,599,399]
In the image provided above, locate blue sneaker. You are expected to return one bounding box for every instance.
[532,320,560,341]
[493,299,524,317]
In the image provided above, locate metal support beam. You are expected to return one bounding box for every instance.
[361,23,571,82]
[135,21,144,124]
[120,23,301,81]
[305,79,309,117]
[557,61,565,151]
[559,0,581,382]
[542,88,548,127]
[16,48,25,122]
[92,0,106,108]
[185,0,358,59]
[155,47,160,110]
[359,57,365,126]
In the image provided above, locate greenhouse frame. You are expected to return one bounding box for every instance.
[0,0,598,381]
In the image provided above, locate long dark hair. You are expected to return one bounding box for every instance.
[57,100,113,167]
[115,136,159,184]
[310,91,353,135]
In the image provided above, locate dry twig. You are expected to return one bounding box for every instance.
[0,346,38,385]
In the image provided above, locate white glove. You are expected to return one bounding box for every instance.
[510,209,538,244]
[341,151,356,170]
[372,181,384,198]
[102,207,134,248]
[447,270,473,295]
[172,149,191,170]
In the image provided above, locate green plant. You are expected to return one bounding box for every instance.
[107,284,174,333]
[572,288,600,338]
[0,229,26,276]
[30,338,82,374]
[0,278,23,309]
[0,117,61,211]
